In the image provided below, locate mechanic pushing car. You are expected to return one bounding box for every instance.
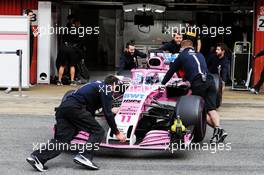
[26,75,126,172]
[161,40,227,143]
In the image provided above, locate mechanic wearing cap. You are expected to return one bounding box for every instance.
[118,41,147,75]
[161,40,227,143]
[183,22,202,52]
[160,33,183,54]
[26,75,126,172]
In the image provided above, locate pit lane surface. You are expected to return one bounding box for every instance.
[0,115,263,175]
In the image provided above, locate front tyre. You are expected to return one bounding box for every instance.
[175,95,206,142]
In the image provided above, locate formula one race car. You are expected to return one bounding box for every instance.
[59,53,222,151]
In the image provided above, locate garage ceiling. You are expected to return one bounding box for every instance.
[60,0,253,11]
[61,0,253,5]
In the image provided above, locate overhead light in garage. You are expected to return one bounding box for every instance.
[234,9,242,14]
[145,7,152,11]
[123,4,166,13]
[123,4,166,34]
[154,9,165,13]
[137,7,144,11]
[124,9,133,12]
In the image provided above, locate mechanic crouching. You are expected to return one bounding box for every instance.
[161,40,227,143]
[26,75,126,172]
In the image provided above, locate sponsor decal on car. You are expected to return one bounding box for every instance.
[119,109,138,114]
[123,99,141,103]
[118,112,136,115]
[123,93,145,100]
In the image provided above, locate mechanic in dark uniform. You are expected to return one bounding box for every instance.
[118,41,147,75]
[26,75,126,172]
[56,18,84,86]
[249,48,264,94]
[160,33,183,54]
[207,43,230,91]
[161,40,227,143]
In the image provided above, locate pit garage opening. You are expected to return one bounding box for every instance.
[57,0,254,84]
[2,0,261,90]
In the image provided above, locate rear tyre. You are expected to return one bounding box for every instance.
[211,74,223,108]
[175,95,206,142]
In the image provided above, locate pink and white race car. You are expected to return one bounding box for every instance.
[60,54,213,151]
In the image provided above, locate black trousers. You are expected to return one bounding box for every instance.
[32,101,105,164]
[254,68,264,91]
[191,75,217,112]
[56,45,82,68]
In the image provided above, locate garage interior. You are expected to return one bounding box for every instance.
[52,0,254,72]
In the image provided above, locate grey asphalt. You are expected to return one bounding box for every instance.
[0,115,264,175]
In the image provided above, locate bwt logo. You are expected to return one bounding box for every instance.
[123,93,145,99]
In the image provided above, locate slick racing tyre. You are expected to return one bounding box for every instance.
[211,74,223,108]
[175,95,206,142]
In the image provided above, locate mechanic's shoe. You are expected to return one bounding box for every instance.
[249,88,259,95]
[29,83,36,87]
[57,81,63,86]
[70,81,78,86]
[210,128,221,143]
[218,128,228,143]
[26,154,48,172]
[73,154,99,170]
